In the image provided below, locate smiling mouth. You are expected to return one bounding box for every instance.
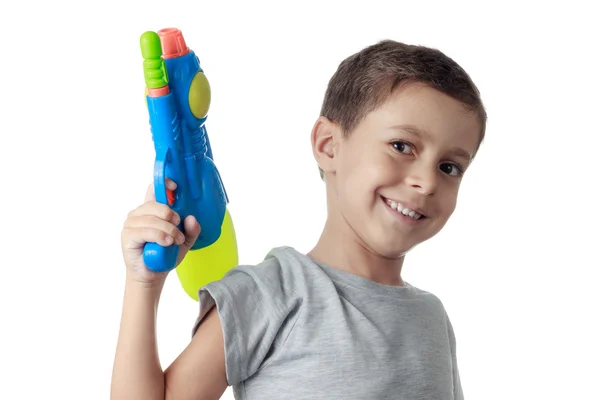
[382,196,427,220]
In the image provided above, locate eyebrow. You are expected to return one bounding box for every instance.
[389,124,473,161]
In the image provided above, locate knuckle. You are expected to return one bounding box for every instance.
[124,212,141,227]
[121,227,135,246]
[147,226,160,239]
[143,226,160,242]
[171,226,183,239]
[160,206,174,221]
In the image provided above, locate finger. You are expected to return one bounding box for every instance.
[144,179,178,203]
[166,178,177,190]
[124,215,186,245]
[144,178,177,202]
[181,215,201,248]
[122,226,180,249]
[144,183,154,203]
[127,202,181,226]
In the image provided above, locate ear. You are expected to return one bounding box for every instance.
[311,116,340,176]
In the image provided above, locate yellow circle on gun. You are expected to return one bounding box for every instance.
[176,208,238,301]
[188,71,211,119]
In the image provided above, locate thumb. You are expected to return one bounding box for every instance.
[181,215,201,250]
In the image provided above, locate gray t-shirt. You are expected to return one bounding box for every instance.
[193,246,463,399]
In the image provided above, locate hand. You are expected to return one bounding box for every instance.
[121,178,201,286]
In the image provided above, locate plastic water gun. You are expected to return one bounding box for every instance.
[139,28,238,300]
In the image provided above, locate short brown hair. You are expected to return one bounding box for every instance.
[318,39,487,179]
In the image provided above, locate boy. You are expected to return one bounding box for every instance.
[111,39,486,399]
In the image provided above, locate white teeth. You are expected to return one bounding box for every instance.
[385,198,424,220]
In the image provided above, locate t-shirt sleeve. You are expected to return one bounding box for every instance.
[191,259,300,386]
[446,314,464,400]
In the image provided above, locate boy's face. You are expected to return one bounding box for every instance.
[314,82,481,259]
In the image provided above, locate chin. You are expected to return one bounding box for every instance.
[366,235,418,260]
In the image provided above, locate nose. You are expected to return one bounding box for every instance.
[404,163,438,196]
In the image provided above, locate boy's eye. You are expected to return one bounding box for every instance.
[440,163,463,177]
[391,141,464,177]
[391,141,412,154]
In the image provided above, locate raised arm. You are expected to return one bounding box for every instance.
[111,181,227,400]
[164,306,227,399]
[110,278,227,400]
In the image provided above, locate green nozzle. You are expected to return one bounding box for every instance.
[140,31,168,89]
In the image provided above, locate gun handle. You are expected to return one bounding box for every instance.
[143,241,180,273]
[143,147,181,273]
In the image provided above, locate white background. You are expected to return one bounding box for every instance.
[1,0,599,399]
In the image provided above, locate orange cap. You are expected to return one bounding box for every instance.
[157,28,189,59]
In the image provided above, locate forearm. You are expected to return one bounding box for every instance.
[111,277,166,400]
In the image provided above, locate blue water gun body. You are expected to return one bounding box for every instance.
[140,28,229,273]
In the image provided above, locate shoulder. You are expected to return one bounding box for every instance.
[401,283,456,328]
[194,246,317,325]
[411,285,446,307]
[212,246,320,295]
[237,245,317,276]
[411,285,458,333]
[192,246,318,385]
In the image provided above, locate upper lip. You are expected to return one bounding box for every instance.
[382,196,429,217]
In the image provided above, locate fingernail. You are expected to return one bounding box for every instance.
[165,235,173,245]
[167,180,176,190]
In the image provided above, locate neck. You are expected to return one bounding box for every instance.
[308,216,406,287]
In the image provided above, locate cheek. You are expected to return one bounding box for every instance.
[339,150,371,185]
[337,145,396,200]
[337,162,377,210]
[370,157,403,192]
[439,187,459,216]
[352,163,399,208]
[354,150,396,177]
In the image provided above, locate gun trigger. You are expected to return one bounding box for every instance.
[167,189,175,205]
